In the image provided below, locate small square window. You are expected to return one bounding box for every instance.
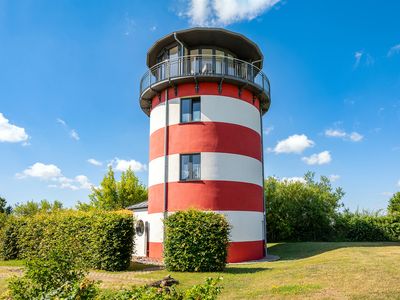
[180,153,201,181]
[180,98,200,123]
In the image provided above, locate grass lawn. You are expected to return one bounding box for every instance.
[1,242,400,299]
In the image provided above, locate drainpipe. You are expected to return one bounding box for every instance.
[173,32,184,56]
[260,109,267,257]
[163,87,169,243]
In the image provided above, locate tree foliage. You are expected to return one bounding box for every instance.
[265,172,345,241]
[86,166,147,210]
[0,196,12,214]
[388,192,400,215]
[12,199,63,216]
[7,246,99,299]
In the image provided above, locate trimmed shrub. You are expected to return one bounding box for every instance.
[0,216,25,260]
[334,213,400,242]
[164,210,230,272]
[0,210,134,271]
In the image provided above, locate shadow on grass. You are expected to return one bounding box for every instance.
[223,267,271,274]
[267,241,400,260]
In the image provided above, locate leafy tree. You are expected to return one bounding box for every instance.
[388,192,400,214]
[265,172,345,241]
[88,166,119,210]
[117,167,148,208]
[0,196,12,214]
[87,166,147,210]
[13,200,63,216]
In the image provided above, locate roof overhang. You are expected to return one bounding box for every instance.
[146,27,263,69]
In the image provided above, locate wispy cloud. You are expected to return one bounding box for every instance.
[353,50,374,69]
[57,118,80,141]
[0,112,29,144]
[16,162,93,190]
[387,44,400,57]
[270,134,315,154]
[180,0,282,26]
[263,126,274,135]
[87,158,102,166]
[302,151,332,165]
[325,129,363,142]
[329,174,340,182]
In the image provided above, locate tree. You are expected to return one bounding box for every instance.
[388,192,400,214]
[265,172,345,241]
[13,200,63,216]
[0,196,12,214]
[87,166,147,210]
[88,166,118,210]
[117,167,148,208]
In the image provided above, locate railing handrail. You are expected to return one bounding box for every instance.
[147,54,263,73]
[139,54,270,100]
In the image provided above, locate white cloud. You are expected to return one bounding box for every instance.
[263,126,274,135]
[349,132,363,142]
[325,129,346,138]
[329,174,340,182]
[182,0,281,26]
[388,44,400,57]
[17,162,92,190]
[56,118,66,126]
[57,118,80,141]
[88,158,102,166]
[302,151,332,165]
[272,134,315,154]
[112,158,147,172]
[325,128,363,142]
[354,51,363,68]
[0,113,29,143]
[70,129,80,141]
[397,179,400,187]
[16,163,62,180]
[354,50,374,69]
[281,176,306,184]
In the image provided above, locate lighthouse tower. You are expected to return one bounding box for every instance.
[131,28,271,263]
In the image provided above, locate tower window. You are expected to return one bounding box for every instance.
[181,98,200,123]
[180,153,201,181]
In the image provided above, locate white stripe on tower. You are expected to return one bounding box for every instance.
[148,152,263,187]
[149,95,261,135]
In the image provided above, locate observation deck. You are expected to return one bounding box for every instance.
[139,28,271,115]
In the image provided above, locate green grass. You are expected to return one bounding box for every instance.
[2,242,400,299]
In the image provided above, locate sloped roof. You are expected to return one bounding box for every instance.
[126,201,148,211]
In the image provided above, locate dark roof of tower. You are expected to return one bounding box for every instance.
[146,27,264,69]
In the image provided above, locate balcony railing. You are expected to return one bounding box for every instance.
[140,55,270,99]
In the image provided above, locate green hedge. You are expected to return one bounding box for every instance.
[164,210,230,272]
[335,213,400,242]
[0,210,134,271]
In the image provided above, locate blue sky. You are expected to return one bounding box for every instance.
[0,0,399,211]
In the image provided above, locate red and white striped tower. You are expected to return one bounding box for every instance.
[138,28,271,263]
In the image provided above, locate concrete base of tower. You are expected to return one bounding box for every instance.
[147,241,265,263]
